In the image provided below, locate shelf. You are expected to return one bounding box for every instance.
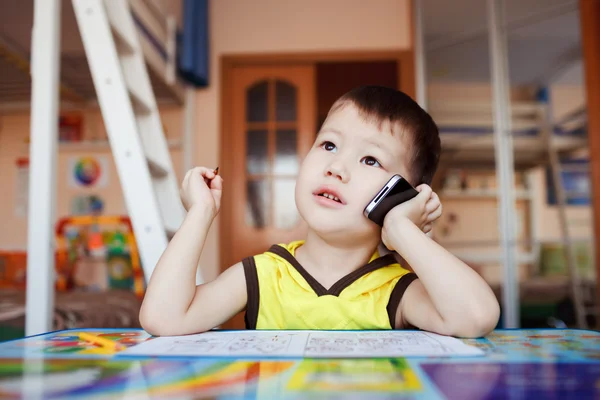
[441,133,587,152]
[58,139,182,151]
[440,189,532,200]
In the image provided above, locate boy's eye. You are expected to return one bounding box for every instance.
[362,156,382,168]
[321,141,337,152]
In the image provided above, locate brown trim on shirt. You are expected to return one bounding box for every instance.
[242,256,259,330]
[387,272,419,329]
[267,245,328,296]
[267,244,397,297]
[328,255,397,296]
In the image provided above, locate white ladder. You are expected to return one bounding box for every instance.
[71,0,185,281]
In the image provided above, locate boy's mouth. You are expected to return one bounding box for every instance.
[313,186,346,205]
[318,192,341,203]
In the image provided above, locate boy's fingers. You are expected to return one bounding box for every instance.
[187,166,215,186]
[210,175,224,191]
[182,168,193,188]
[427,207,442,222]
[426,200,441,214]
[212,188,222,207]
[423,223,432,233]
[197,166,215,179]
[425,192,441,212]
[417,185,432,202]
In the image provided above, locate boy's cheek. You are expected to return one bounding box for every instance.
[360,177,390,202]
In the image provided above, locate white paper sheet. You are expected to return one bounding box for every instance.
[118,330,484,358]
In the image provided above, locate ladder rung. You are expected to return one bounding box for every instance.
[108,18,134,54]
[146,156,168,178]
[127,82,152,114]
[106,2,135,54]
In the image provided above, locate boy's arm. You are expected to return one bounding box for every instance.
[384,188,500,338]
[139,167,247,336]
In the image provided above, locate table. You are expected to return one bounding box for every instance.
[0,328,598,399]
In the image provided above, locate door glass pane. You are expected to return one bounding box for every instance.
[275,80,296,121]
[246,130,268,174]
[273,179,298,229]
[274,129,298,175]
[247,81,268,122]
[246,180,270,228]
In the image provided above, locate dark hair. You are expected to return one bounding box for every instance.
[328,85,441,186]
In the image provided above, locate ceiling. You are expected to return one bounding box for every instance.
[423,0,584,85]
[0,0,584,107]
[0,0,179,106]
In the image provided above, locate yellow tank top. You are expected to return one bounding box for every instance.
[242,241,418,330]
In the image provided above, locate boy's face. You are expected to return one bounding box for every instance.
[295,103,413,241]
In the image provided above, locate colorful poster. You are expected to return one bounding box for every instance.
[69,156,108,188]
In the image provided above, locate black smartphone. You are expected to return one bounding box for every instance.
[364,174,419,226]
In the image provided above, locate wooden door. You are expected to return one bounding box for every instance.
[221,65,315,329]
[580,0,600,318]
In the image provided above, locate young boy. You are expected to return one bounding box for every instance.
[140,86,500,338]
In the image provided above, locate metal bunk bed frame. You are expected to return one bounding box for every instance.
[414,0,593,329]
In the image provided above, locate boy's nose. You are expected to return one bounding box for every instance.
[325,162,349,183]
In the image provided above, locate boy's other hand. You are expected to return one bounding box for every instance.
[381,184,442,249]
[180,166,223,218]
[422,188,442,234]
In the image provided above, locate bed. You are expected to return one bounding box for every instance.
[428,98,593,324]
[429,100,588,170]
[0,0,186,109]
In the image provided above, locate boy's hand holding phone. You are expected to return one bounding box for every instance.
[380,184,442,252]
[180,166,223,218]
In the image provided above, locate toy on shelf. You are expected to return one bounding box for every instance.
[55,216,145,297]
